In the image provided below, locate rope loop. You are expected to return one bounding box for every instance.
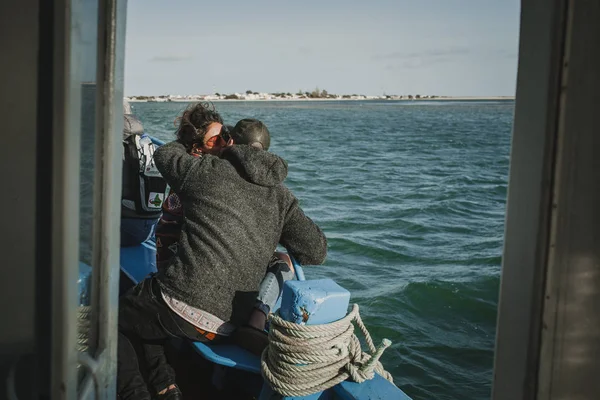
[261,304,393,397]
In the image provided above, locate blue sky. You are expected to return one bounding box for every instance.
[125,0,521,97]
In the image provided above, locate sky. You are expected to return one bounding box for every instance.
[124,0,521,97]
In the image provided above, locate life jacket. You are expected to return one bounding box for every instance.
[121,115,168,219]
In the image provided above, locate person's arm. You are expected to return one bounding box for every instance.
[154,140,203,194]
[280,198,327,265]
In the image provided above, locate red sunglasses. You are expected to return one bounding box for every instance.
[204,126,232,148]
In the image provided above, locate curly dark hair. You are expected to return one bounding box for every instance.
[175,102,224,151]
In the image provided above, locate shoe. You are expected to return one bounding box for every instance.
[231,325,269,357]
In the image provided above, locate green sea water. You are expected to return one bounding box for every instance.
[132,100,513,400]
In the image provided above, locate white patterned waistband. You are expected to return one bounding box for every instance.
[161,291,236,336]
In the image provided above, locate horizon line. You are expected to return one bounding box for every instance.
[124,93,515,99]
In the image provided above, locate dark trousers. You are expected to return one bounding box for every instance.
[117,277,223,400]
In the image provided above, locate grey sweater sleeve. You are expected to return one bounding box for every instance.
[154,140,203,193]
[280,198,327,265]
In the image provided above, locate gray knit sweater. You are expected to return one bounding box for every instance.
[153,141,327,323]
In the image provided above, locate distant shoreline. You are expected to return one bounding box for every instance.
[126,96,514,103]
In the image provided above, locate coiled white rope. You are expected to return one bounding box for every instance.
[77,305,92,383]
[261,304,393,397]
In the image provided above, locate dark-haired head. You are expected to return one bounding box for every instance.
[230,118,271,150]
[175,102,224,151]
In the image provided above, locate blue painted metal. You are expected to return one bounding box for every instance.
[259,279,350,400]
[279,279,350,325]
[272,256,304,313]
[259,390,333,400]
[120,238,157,284]
[191,342,261,374]
[151,137,165,146]
[334,374,412,400]
[290,255,305,281]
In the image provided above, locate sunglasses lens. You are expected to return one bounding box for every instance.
[205,133,228,148]
[221,127,231,143]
